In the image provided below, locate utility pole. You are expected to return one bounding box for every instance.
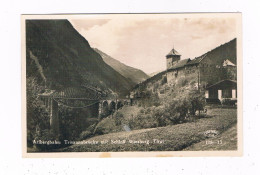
[198,65,201,117]
[198,65,200,92]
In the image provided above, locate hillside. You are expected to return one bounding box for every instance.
[200,38,237,65]
[26,20,134,96]
[94,48,149,84]
[57,108,237,152]
[149,70,163,77]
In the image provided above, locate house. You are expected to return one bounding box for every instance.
[205,79,237,104]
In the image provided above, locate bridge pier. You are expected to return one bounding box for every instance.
[98,102,103,118]
[50,98,59,137]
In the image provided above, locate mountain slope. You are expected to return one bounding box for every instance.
[149,70,164,77]
[201,38,237,65]
[94,48,149,84]
[26,20,134,96]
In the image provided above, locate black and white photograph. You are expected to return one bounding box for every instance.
[22,14,242,157]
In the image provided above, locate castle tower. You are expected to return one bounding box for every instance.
[166,46,181,69]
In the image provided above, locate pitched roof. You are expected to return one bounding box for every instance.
[223,59,236,67]
[186,54,207,66]
[166,48,181,57]
[206,79,237,89]
[168,58,191,71]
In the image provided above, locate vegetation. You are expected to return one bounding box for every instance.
[59,107,99,141]
[59,108,237,152]
[138,90,161,108]
[88,87,206,136]
[184,124,237,151]
[26,78,50,148]
[26,20,237,153]
[27,78,99,151]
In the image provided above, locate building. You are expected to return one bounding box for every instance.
[205,79,237,104]
[132,39,237,104]
[165,39,237,103]
[166,46,182,69]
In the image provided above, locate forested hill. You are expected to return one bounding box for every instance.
[202,38,237,65]
[26,20,134,96]
[94,48,149,84]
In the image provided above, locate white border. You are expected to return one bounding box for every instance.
[1,0,260,174]
[21,13,242,158]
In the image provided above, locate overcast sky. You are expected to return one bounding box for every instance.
[70,15,237,74]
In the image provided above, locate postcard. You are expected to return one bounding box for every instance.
[22,13,242,157]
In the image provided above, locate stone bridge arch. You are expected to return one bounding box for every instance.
[98,99,131,117]
[102,100,109,115]
[116,101,123,110]
[109,101,116,112]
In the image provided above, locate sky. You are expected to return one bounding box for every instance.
[70,15,237,74]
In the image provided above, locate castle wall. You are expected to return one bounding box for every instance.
[167,65,199,85]
[185,65,198,77]
[166,70,177,84]
[132,40,237,99]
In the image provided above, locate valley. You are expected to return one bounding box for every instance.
[25,19,238,153]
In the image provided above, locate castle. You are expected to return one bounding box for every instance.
[132,38,237,103]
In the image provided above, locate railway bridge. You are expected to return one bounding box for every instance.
[38,86,131,135]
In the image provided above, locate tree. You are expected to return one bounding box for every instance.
[26,78,50,147]
[188,90,205,116]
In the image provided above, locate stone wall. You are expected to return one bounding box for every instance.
[167,65,198,86]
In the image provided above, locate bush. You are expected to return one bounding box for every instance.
[33,129,61,151]
[92,118,117,135]
[188,90,205,116]
[153,82,159,92]
[26,78,51,147]
[151,106,172,127]
[139,108,145,114]
[131,113,157,129]
[164,97,189,124]
[162,87,206,123]
[79,130,93,140]
[114,111,124,126]
[94,125,106,135]
[159,89,165,94]
[139,90,161,107]
[221,98,237,106]
[161,76,167,85]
